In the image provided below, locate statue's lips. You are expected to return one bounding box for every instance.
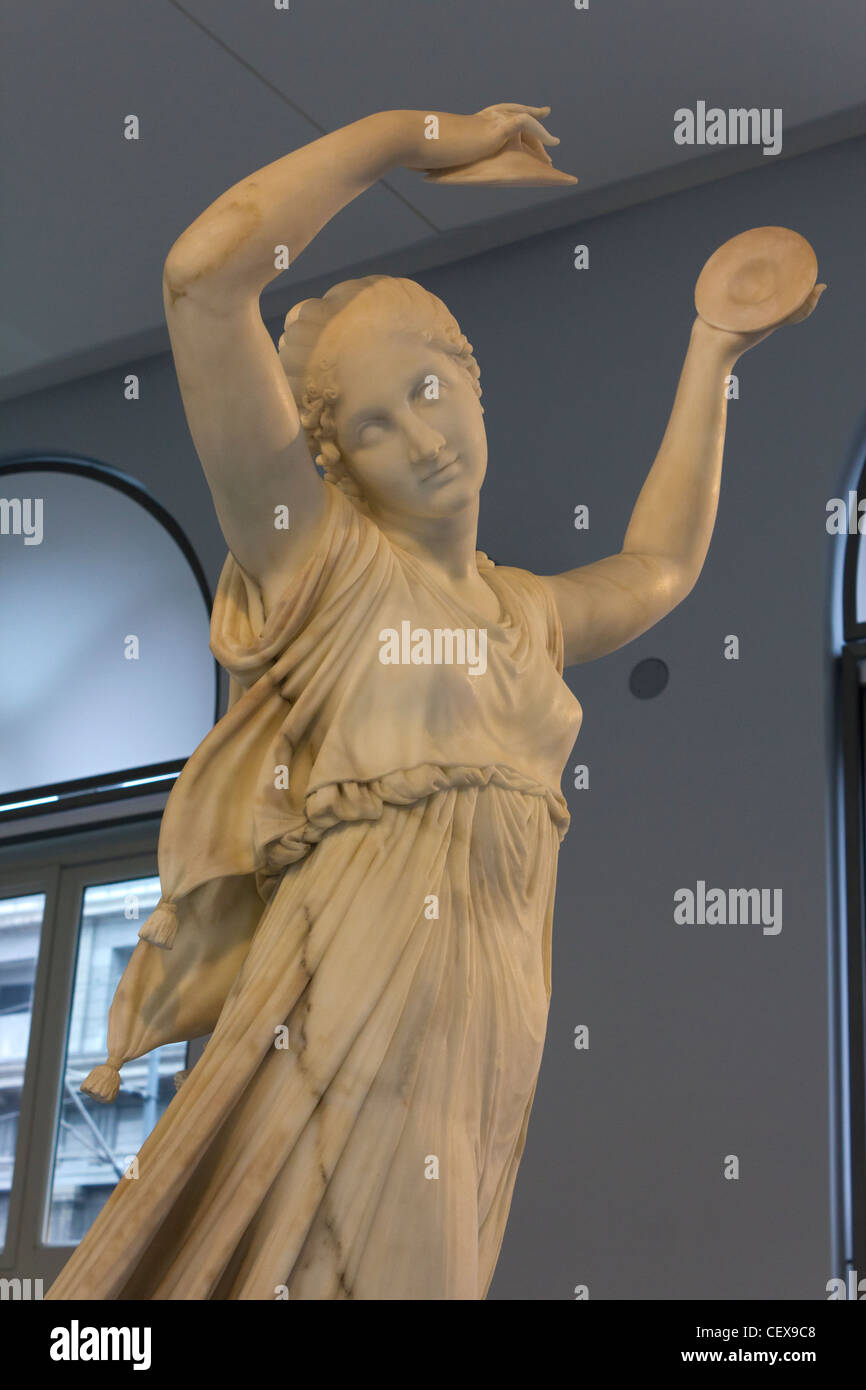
[423,455,460,483]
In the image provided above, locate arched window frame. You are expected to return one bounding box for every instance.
[0,454,219,839]
[835,448,866,1288]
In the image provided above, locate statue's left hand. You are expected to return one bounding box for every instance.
[699,282,827,359]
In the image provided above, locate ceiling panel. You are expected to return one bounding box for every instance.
[2,0,865,400]
[0,0,431,393]
[178,0,866,225]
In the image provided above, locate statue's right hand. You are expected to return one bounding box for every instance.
[401,104,560,171]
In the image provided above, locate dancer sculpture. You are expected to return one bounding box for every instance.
[47,104,823,1300]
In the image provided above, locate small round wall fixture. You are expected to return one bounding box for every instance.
[629,657,669,699]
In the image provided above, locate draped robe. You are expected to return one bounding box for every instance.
[47,480,582,1300]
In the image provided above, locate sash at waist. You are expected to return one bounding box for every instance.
[253,761,571,902]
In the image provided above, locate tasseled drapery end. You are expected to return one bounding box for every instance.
[174,1069,189,1091]
[80,1055,124,1104]
[138,898,177,950]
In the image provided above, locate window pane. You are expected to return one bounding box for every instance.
[0,467,215,796]
[44,876,186,1246]
[0,892,46,1247]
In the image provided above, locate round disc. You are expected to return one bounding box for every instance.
[424,148,578,188]
[695,226,818,332]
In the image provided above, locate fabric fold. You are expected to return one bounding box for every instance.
[80,481,581,1093]
[51,783,560,1300]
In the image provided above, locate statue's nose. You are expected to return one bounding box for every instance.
[405,416,447,466]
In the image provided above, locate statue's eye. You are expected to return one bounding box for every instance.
[358,418,385,440]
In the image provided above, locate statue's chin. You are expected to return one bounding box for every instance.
[370,483,480,526]
[365,460,484,521]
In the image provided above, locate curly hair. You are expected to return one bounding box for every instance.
[277,276,483,510]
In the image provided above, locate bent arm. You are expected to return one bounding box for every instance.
[163,104,557,305]
[164,110,415,308]
[162,112,425,602]
[163,107,540,605]
[540,318,739,665]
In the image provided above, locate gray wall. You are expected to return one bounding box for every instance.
[2,132,863,1300]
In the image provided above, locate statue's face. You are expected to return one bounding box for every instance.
[329,320,487,521]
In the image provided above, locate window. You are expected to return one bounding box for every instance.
[0,827,205,1285]
[0,457,219,833]
[44,876,186,1246]
[0,458,218,1285]
[0,893,46,1247]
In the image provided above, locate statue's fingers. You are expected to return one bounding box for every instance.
[507,112,560,146]
[519,132,554,164]
[489,103,551,116]
[785,283,827,324]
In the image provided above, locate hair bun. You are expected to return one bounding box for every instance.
[277,277,389,403]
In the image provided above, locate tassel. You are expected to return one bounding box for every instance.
[174,1069,189,1092]
[138,899,177,950]
[80,1056,123,1104]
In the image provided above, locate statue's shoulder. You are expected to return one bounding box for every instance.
[477,554,555,617]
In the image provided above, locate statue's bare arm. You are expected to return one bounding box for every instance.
[539,294,823,667]
[162,104,558,611]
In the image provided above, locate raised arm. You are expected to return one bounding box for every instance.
[162,111,411,606]
[162,104,557,610]
[540,293,824,667]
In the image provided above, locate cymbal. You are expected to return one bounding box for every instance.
[695,226,818,333]
[424,132,578,188]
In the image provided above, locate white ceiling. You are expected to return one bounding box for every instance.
[2,0,865,402]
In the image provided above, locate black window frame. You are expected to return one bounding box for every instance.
[835,452,866,1284]
[0,454,220,833]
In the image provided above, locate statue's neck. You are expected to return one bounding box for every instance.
[370,500,481,581]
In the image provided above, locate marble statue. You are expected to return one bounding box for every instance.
[46,104,824,1301]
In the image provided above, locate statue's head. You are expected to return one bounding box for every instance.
[278,276,486,523]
